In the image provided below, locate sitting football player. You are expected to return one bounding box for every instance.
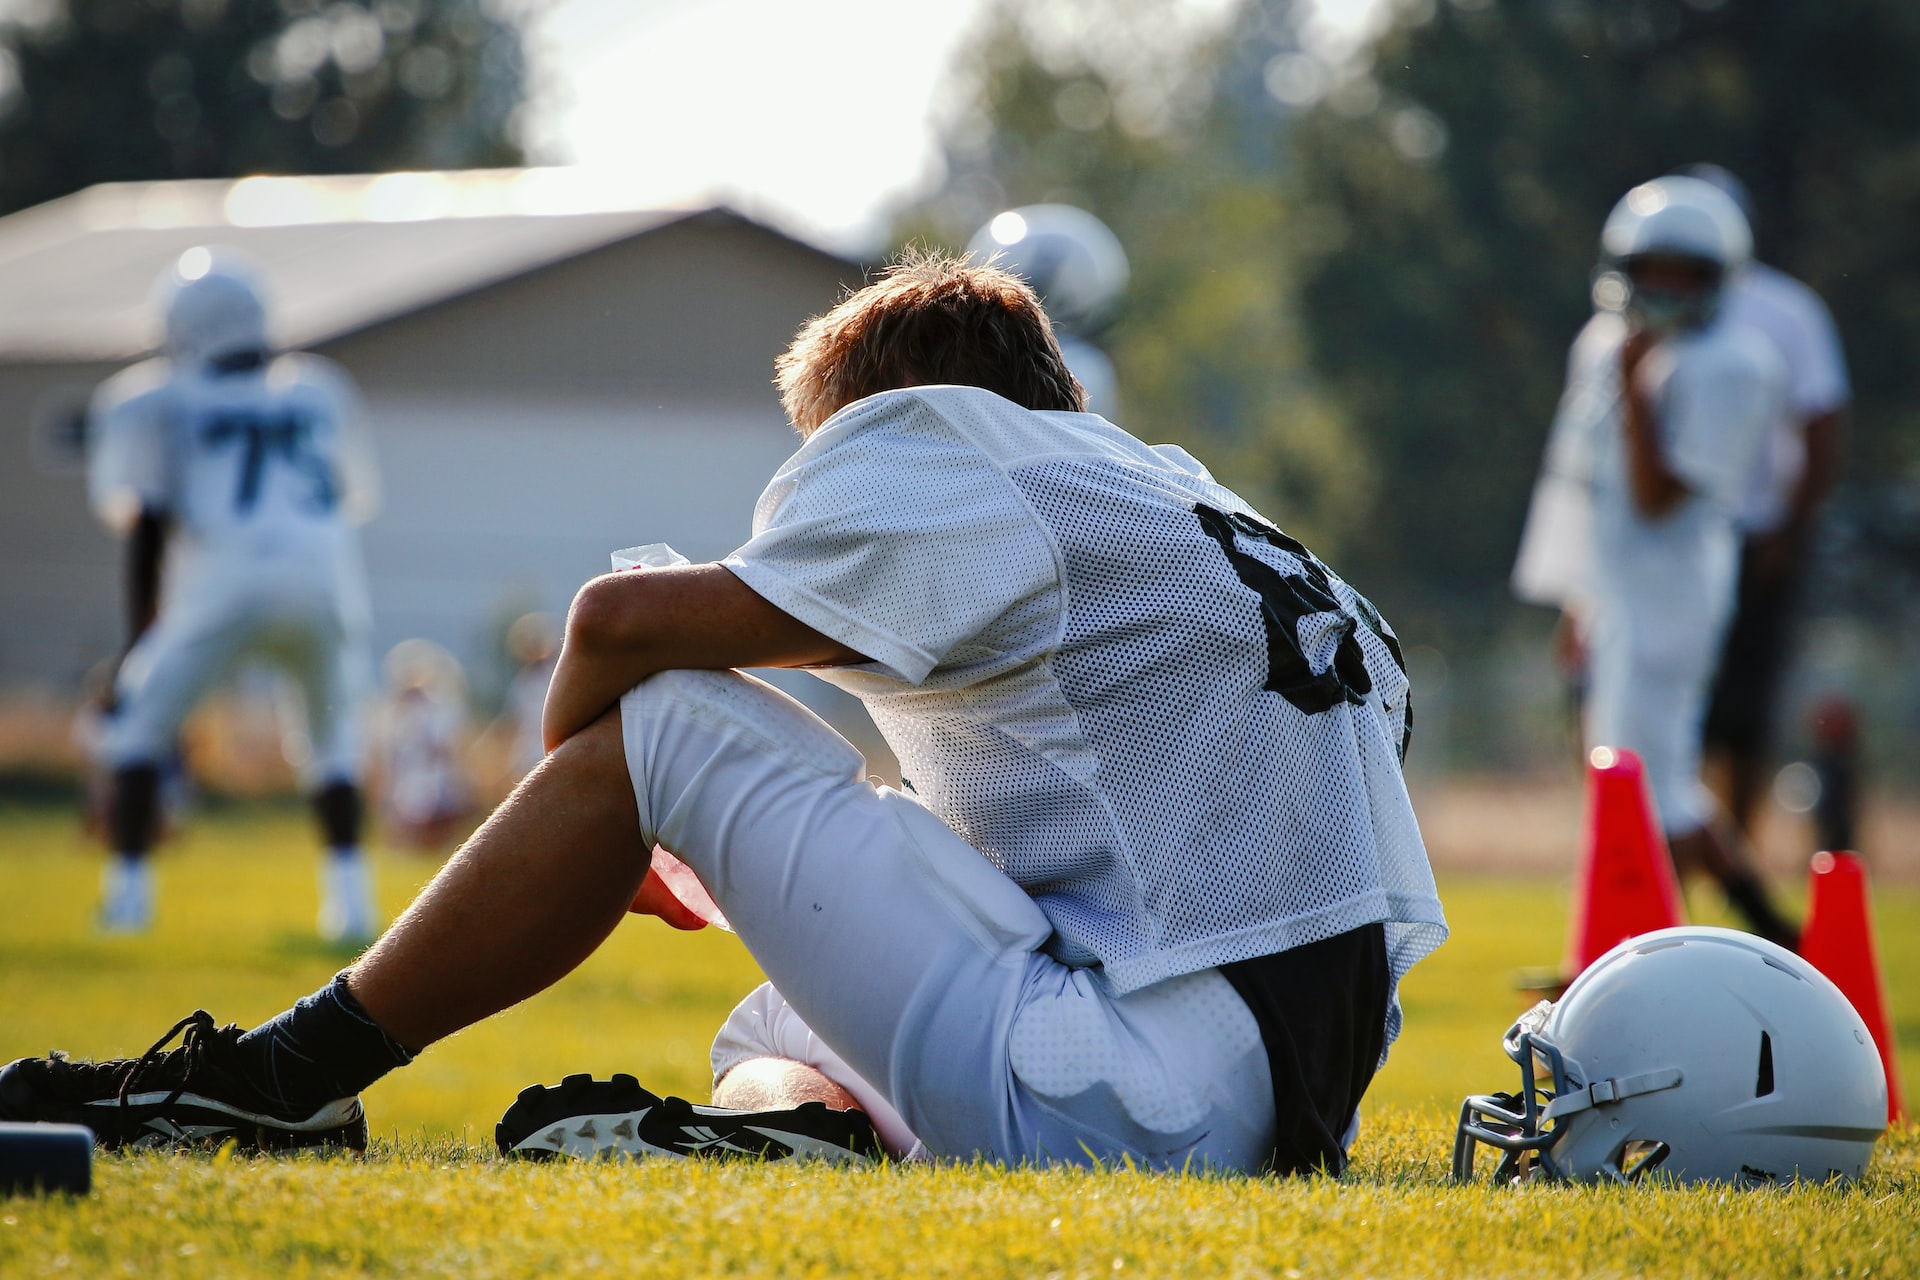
[4,253,1444,1174]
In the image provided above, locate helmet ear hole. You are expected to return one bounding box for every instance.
[1756,1031,1775,1097]
[1613,1139,1672,1182]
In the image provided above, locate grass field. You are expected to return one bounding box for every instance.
[2,803,1916,1278]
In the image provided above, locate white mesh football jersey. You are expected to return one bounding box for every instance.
[1514,312,1782,635]
[725,386,1446,1046]
[88,354,377,590]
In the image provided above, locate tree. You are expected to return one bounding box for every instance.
[916,0,1920,768]
[1283,0,1920,626]
[903,1,1372,554]
[0,0,527,217]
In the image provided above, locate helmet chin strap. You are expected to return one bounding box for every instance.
[1541,1066,1685,1121]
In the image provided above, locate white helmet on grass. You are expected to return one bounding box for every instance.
[156,246,271,369]
[1591,175,1750,333]
[967,204,1130,337]
[1455,926,1886,1186]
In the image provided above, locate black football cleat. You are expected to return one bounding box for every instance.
[497,1073,882,1164]
[0,1010,366,1154]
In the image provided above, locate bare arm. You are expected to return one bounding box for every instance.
[103,509,170,712]
[1787,408,1844,533]
[1619,330,1691,518]
[542,563,867,751]
[1747,407,1845,584]
[124,508,169,649]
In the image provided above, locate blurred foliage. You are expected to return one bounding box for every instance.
[0,0,527,217]
[1287,0,1920,628]
[899,1,1371,556]
[913,0,1920,638]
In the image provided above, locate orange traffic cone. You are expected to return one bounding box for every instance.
[1800,851,1905,1123]
[1563,746,1688,980]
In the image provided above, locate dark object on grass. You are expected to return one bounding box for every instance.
[0,1121,92,1195]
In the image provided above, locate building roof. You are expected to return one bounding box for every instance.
[0,168,856,363]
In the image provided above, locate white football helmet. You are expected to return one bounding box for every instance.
[155,246,271,368]
[1455,926,1886,1186]
[967,204,1130,336]
[1591,175,1751,333]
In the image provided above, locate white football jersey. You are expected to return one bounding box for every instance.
[1720,263,1850,532]
[88,353,376,616]
[505,658,555,778]
[725,386,1445,1042]
[378,688,470,826]
[1515,311,1783,651]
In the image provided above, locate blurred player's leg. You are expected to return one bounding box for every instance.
[99,763,160,932]
[1669,823,1798,949]
[313,781,374,942]
[285,611,378,942]
[1702,551,1797,841]
[97,604,249,932]
[1590,628,1797,948]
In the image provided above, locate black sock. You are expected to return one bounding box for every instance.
[233,972,415,1114]
[1723,873,1800,952]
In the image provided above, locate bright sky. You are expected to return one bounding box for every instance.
[0,0,1387,248]
[521,0,993,250]
[521,0,1389,250]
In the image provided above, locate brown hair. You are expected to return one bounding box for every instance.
[775,247,1086,436]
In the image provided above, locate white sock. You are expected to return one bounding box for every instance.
[318,850,377,941]
[100,856,154,930]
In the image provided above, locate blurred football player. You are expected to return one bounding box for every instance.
[1513,176,1796,946]
[85,247,379,940]
[373,639,474,854]
[497,611,559,786]
[71,658,192,847]
[968,204,1129,420]
[1676,165,1851,846]
[7,253,1443,1176]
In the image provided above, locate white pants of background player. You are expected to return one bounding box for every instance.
[1582,606,1722,838]
[620,669,1277,1169]
[102,564,368,787]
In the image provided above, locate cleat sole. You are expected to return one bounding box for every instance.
[496,1075,882,1165]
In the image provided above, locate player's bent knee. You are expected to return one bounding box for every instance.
[626,669,866,778]
[543,708,634,794]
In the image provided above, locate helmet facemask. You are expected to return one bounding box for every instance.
[1592,174,1750,338]
[1592,252,1725,337]
[1453,1000,1677,1185]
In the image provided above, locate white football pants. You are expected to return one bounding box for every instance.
[1583,612,1720,838]
[620,669,1276,1170]
[103,563,369,788]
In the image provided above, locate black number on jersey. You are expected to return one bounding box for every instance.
[200,410,338,516]
[1193,504,1411,754]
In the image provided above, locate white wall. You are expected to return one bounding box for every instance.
[362,392,798,653]
[357,392,894,772]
